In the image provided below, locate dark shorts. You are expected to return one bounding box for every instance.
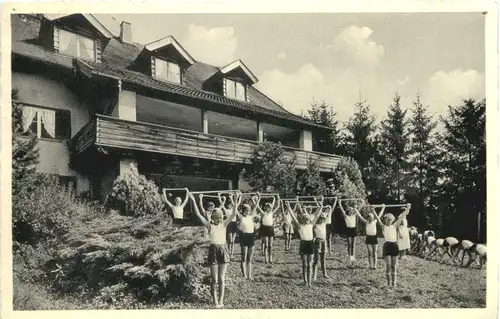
[383,242,399,257]
[261,225,275,237]
[365,235,378,245]
[300,240,315,255]
[172,218,186,226]
[345,227,357,238]
[207,244,230,265]
[227,221,238,234]
[240,232,255,247]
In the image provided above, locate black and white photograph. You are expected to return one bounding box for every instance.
[1,1,498,316]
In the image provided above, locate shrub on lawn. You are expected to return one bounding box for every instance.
[106,164,166,217]
[50,212,209,307]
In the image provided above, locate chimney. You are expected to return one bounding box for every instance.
[120,21,132,43]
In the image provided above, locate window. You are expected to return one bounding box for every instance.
[224,78,246,101]
[58,29,96,61]
[57,175,77,192]
[21,106,71,140]
[154,58,181,84]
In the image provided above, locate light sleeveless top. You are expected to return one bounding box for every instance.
[172,206,183,219]
[345,214,357,228]
[298,224,314,241]
[436,238,444,246]
[284,213,293,225]
[476,244,487,256]
[314,223,327,239]
[325,211,332,225]
[462,240,474,249]
[383,225,397,242]
[262,212,274,226]
[240,215,255,233]
[209,223,227,245]
[446,237,459,246]
[366,221,377,236]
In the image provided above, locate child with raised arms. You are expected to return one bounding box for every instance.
[354,202,385,269]
[374,204,410,287]
[255,195,281,264]
[287,201,323,287]
[238,193,261,280]
[313,204,332,280]
[339,199,361,262]
[163,188,189,224]
[189,191,241,308]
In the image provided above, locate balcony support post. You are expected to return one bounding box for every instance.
[257,121,264,142]
[201,109,209,134]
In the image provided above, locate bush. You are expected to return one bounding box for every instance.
[12,173,105,246]
[296,157,327,196]
[106,165,166,217]
[50,213,209,307]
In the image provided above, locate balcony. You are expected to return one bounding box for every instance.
[71,115,342,172]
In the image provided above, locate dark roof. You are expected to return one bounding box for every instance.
[11,14,331,130]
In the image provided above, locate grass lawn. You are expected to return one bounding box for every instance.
[161,236,486,309]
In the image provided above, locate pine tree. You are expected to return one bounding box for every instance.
[12,89,39,186]
[377,93,411,201]
[437,99,485,240]
[307,101,343,154]
[407,93,440,229]
[343,98,378,190]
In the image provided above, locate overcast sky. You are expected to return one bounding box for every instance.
[96,13,485,123]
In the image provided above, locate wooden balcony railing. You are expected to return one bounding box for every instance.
[71,115,342,172]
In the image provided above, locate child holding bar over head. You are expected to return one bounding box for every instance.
[323,197,337,254]
[162,188,190,224]
[339,199,362,262]
[253,194,281,264]
[313,204,332,280]
[287,201,323,287]
[354,202,386,269]
[218,194,238,260]
[238,193,261,280]
[188,190,242,308]
[374,203,410,287]
[282,199,296,251]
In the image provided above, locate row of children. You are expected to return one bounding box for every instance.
[163,188,414,308]
[410,230,487,269]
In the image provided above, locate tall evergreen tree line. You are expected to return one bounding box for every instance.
[306,95,486,242]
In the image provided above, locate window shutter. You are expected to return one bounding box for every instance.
[53,26,60,52]
[151,57,156,77]
[223,78,227,96]
[55,110,71,139]
[95,39,102,64]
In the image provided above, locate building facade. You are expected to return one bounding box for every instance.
[12,13,342,201]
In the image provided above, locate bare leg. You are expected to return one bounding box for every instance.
[230,233,236,257]
[391,256,398,287]
[218,263,228,307]
[263,237,269,263]
[247,246,254,280]
[321,252,328,277]
[352,237,357,258]
[210,265,219,307]
[307,254,313,287]
[384,256,391,286]
[346,237,351,257]
[241,246,248,278]
[367,244,373,268]
[374,245,379,269]
[313,253,319,281]
[301,255,307,284]
[268,237,274,264]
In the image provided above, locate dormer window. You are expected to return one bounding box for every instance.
[57,29,96,62]
[224,78,246,101]
[153,58,181,84]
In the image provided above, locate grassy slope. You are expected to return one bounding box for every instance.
[161,236,486,309]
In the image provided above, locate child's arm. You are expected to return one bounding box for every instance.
[224,192,240,227]
[270,195,277,209]
[189,193,210,229]
[162,189,175,210]
[180,188,190,208]
[198,194,206,214]
[393,204,411,227]
[374,205,385,228]
[217,193,226,209]
[338,200,348,218]
[289,204,300,226]
[354,206,368,224]
[311,203,324,225]
[272,195,281,214]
